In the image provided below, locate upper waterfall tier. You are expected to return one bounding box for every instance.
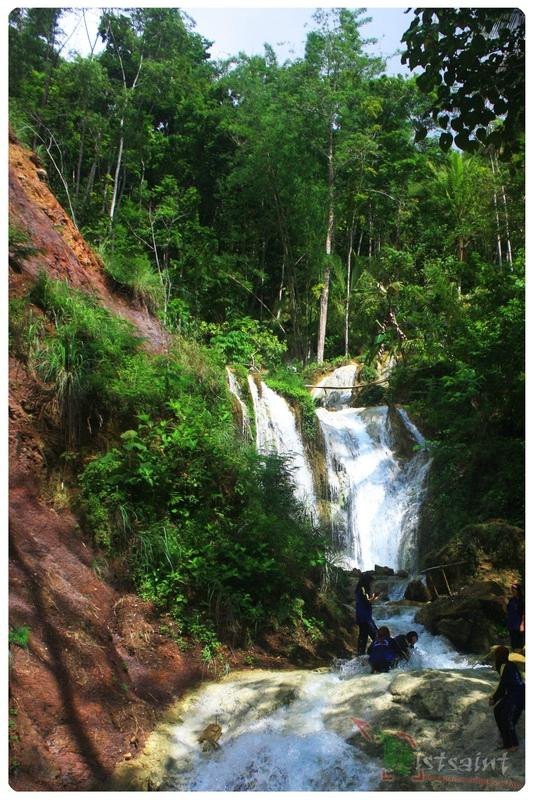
[311,363,359,409]
[316,405,430,572]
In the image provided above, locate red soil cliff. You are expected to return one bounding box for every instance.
[8,135,202,790]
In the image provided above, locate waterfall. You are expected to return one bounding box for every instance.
[245,365,429,571]
[317,405,430,572]
[226,367,251,439]
[247,376,317,520]
[311,363,359,409]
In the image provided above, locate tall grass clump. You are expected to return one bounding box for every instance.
[9,298,43,363]
[29,272,143,446]
[101,246,163,313]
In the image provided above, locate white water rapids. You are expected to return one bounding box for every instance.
[134,603,476,792]
[115,367,492,792]
[243,365,430,571]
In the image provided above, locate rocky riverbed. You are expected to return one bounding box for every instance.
[113,602,525,792]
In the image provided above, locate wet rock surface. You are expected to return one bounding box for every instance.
[415,581,507,654]
[404,579,432,602]
[112,666,524,792]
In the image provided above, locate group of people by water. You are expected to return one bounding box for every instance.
[354,573,418,672]
[355,573,525,752]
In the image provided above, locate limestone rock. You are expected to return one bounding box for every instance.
[415,581,507,653]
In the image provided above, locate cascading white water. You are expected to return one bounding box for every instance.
[247,375,317,520]
[311,363,359,409]
[128,602,480,792]
[245,366,430,571]
[226,367,251,439]
[313,366,430,571]
[318,406,430,571]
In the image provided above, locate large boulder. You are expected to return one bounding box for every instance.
[415,580,507,654]
[386,403,420,460]
[374,564,395,576]
[404,579,431,602]
[422,519,524,594]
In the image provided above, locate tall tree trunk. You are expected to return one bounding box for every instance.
[317,124,335,364]
[82,156,97,208]
[109,118,124,223]
[458,234,465,263]
[344,215,355,357]
[494,154,513,267]
[489,153,503,268]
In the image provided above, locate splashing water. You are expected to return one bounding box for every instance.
[335,603,476,678]
[148,601,476,792]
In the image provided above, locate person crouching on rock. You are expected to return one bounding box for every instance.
[507,583,525,651]
[392,630,418,662]
[368,627,398,673]
[489,645,525,752]
[355,573,379,655]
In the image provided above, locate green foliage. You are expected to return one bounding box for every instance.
[402,8,524,153]
[80,341,325,641]
[201,317,287,369]
[9,223,39,268]
[9,626,31,648]
[9,9,524,638]
[392,254,525,545]
[101,242,163,313]
[29,273,142,446]
[265,366,318,439]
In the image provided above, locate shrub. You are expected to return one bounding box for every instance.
[101,246,163,313]
[9,626,31,648]
[80,400,326,641]
[200,316,286,368]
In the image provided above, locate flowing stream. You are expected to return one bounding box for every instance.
[129,602,475,792]
[117,367,487,792]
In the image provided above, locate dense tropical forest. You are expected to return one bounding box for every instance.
[9,6,524,653]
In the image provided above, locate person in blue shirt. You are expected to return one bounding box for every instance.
[368,626,398,673]
[489,645,525,751]
[506,583,525,650]
[355,573,378,655]
[392,630,418,662]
